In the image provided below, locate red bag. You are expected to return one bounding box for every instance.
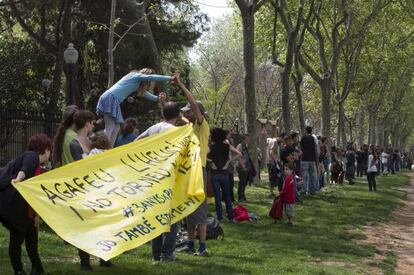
[233,204,250,222]
[269,195,284,220]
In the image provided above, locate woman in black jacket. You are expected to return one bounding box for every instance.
[0,134,51,275]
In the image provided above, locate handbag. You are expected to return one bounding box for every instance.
[269,195,284,220]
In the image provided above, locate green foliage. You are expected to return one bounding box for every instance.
[0,33,58,109]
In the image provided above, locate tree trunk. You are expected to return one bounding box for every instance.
[108,0,116,88]
[293,56,305,135]
[337,100,346,147]
[384,130,389,148]
[341,103,347,148]
[281,66,291,132]
[241,10,259,183]
[368,110,376,145]
[320,79,331,138]
[281,31,296,132]
[119,0,161,72]
[356,104,365,147]
[377,118,385,148]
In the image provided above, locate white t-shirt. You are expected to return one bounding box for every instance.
[367,154,378,173]
[267,138,277,164]
[381,152,389,163]
[137,121,175,139]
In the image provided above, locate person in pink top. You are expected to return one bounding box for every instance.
[279,163,296,225]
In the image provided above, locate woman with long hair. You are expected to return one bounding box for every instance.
[367,145,379,191]
[208,128,241,222]
[52,105,79,167]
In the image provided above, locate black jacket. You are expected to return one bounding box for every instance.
[0,151,39,232]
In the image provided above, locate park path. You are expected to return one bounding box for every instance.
[359,173,414,274]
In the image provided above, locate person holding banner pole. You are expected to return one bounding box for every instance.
[135,101,181,262]
[68,110,113,270]
[175,76,210,256]
[0,134,51,275]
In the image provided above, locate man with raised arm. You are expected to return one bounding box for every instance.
[175,76,210,256]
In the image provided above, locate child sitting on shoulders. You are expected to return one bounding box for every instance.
[83,131,112,158]
[279,162,296,225]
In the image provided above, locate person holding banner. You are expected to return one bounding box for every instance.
[52,105,79,167]
[96,68,174,145]
[175,76,210,256]
[67,110,113,270]
[135,101,182,262]
[0,134,51,275]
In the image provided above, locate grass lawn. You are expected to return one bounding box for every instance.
[0,173,410,275]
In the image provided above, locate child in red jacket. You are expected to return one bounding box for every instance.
[280,163,296,225]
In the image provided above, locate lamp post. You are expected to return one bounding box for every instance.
[220,115,225,128]
[64,43,79,106]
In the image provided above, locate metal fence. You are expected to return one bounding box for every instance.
[0,108,62,166]
[0,108,158,166]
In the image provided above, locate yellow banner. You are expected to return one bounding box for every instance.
[14,125,205,261]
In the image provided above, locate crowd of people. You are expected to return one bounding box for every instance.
[265,129,414,207]
[0,67,412,275]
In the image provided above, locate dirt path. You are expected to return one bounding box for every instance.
[359,173,414,274]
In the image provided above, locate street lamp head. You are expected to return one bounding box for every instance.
[41,78,51,88]
[90,88,97,96]
[64,43,79,64]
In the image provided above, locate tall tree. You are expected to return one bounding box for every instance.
[234,0,266,182]
[298,0,352,138]
[269,0,304,132]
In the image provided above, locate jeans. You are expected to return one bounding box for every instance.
[301,161,318,194]
[345,165,355,183]
[367,172,377,191]
[237,169,248,201]
[229,173,235,202]
[211,172,233,220]
[382,162,388,175]
[356,161,364,177]
[152,223,179,260]
[9,223,43,274]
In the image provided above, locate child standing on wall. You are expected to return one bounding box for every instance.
[96,68,173,145]
[279,162,296,225]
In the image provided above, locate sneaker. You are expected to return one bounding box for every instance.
[178,246,196,254]
[160,256,178,263]
[152,259,160,265]
[194,249,209,257]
